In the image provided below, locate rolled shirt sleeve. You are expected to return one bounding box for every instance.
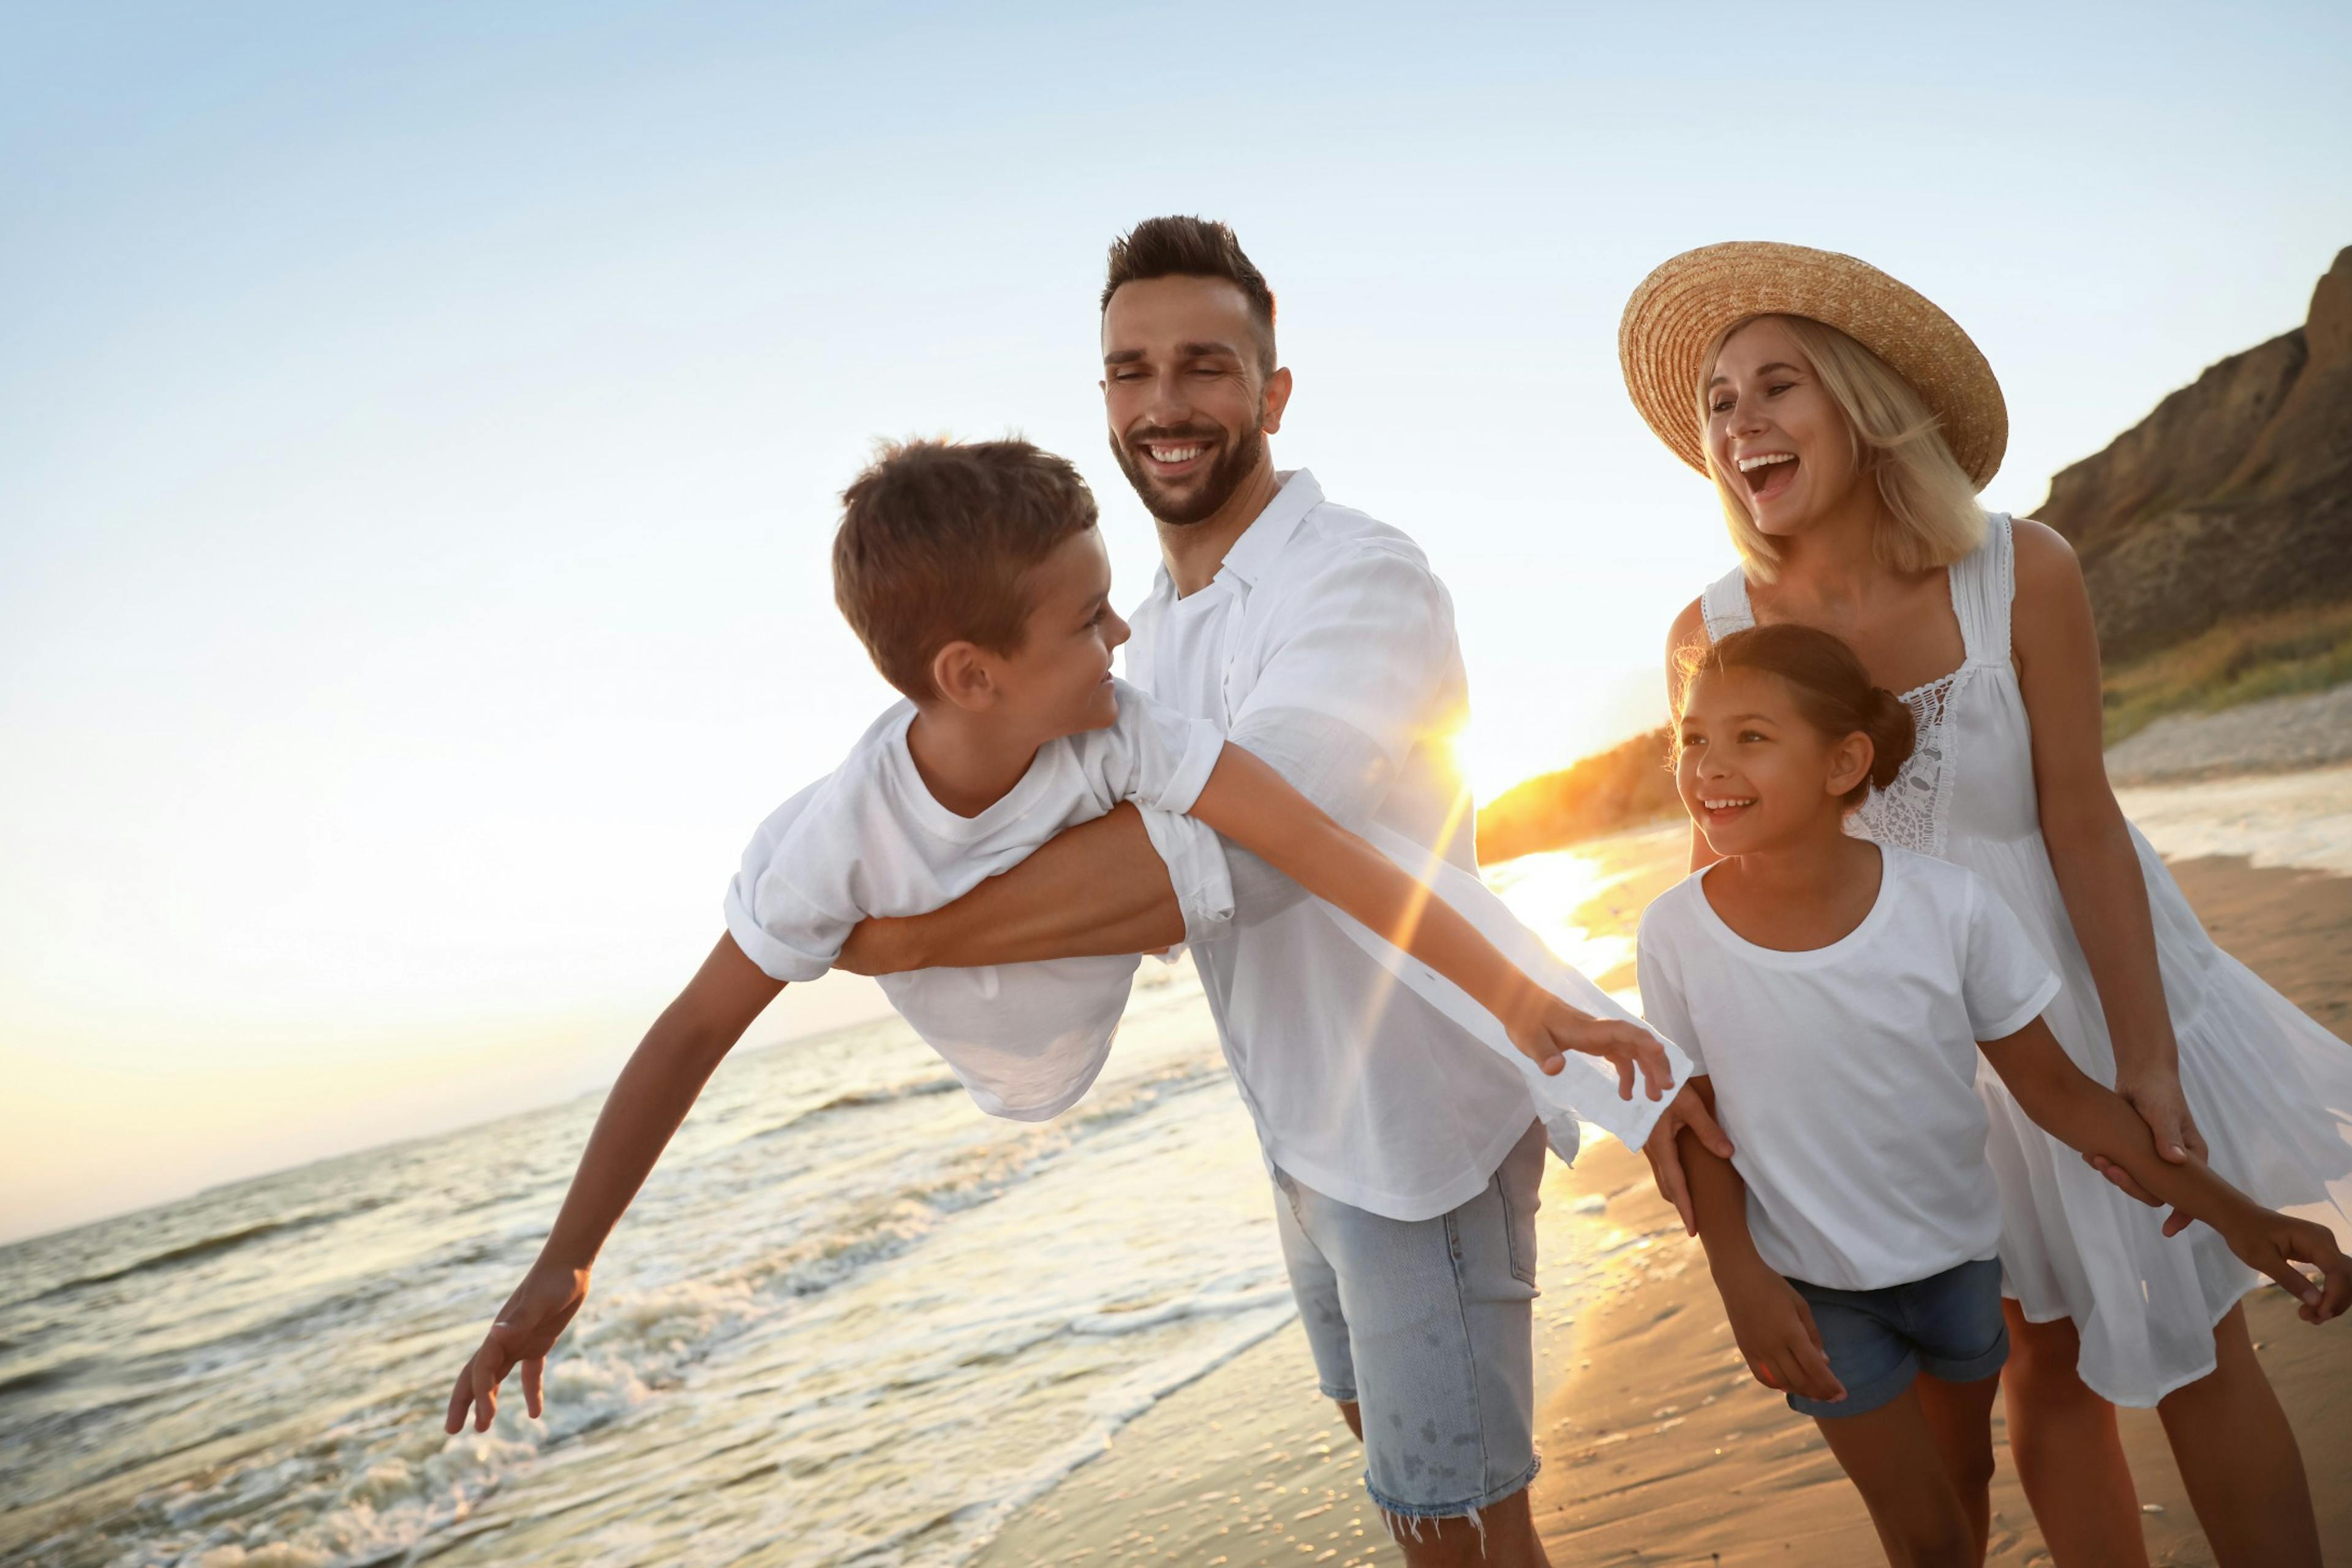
[1214,548,1457,931]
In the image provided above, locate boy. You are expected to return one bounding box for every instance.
[445,437,1684,1434]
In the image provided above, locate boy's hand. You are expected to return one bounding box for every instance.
[443,1262,592,1434]
[1504,996,1675,1102]
[1715,1260,1845,1404]
[2217,1207,2352,1325]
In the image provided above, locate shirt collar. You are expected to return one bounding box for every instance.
[1215,469,1322,590]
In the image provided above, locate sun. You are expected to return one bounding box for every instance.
[1444,718,1531,806]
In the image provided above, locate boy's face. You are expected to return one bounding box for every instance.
[995,527,1129,736]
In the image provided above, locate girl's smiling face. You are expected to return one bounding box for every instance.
[1705,317,1866,540]
[1676,663,1872,856]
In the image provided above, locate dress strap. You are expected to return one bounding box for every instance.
[1948,513,2015,664]
[1698,564,1754,643]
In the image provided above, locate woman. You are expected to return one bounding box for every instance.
[1620,241,2352,1566]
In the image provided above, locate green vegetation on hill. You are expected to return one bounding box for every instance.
[1475,725,1678,865]
[2101,601,2352,745]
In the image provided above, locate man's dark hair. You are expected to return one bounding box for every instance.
[832,439,1098,702]
[1101,216,1277,377]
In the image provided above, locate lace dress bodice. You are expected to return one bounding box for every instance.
[1697,514,2040,858]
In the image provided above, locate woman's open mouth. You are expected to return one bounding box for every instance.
[1737,451,1798,506]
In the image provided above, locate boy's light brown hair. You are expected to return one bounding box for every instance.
[832,439,1099,702]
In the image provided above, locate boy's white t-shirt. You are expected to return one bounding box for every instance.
[1635,846,2061,1292]
[725,679,1228,1121]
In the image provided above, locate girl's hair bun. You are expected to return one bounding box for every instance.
[1862,686,1917,791]
[1690,623,1920,806]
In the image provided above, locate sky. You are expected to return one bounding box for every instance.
[5,1,2350,1242]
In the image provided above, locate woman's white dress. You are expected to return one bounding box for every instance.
[1698,513,2352,1405]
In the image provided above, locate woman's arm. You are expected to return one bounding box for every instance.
[1981,1017,2350,1321]
[2010,521,2203,1161]
[1186,743,1672,1096]
[444,935,783,1433]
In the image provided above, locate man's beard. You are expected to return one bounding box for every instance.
[1109,422,1264,526]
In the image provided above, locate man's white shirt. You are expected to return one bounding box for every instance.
[1130,470,1681,1221]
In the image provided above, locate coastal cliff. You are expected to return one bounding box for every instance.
[2038,246,2352,665]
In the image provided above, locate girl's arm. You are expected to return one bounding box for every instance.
[1980,1017,2351,1322]
[1678,1078,1845,1401]
[2010,521,2202,1163]
[443,935,783,1433]
[1186,742,1672,1098]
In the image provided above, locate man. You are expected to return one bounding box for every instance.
[842,216,1721,1566]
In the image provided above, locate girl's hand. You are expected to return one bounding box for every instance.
[1642,1084,1734,1237]
[2217,1208,2352,1325]
[443,1261,592,1434]
[1506,998,1675,1102]
[1716,1261,1845,1403]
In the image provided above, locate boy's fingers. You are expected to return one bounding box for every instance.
[1749,1357,1784,1391]
[522,1355,546,1419]
[2161,1207,2192,1237]
[445,1366,473,1435]
[1616,1058,1635,1099]
[1641,1039,1674,1099]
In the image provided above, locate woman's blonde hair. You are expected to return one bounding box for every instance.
[1698,314,1985,583]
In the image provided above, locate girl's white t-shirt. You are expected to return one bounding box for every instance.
[725,679,1227,1121]
[1635,846,2061,1291]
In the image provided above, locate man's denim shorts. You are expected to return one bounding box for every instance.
[1784,1256,2009,1419]
[1270,1120,1545,1521]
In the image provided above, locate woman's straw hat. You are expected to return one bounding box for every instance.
[1618,241,2007,490]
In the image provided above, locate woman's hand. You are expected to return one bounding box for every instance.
[1642,1082,1735,1236]
[443,1261,592,1434]
[1715,1259,1845,1403]
[2116,1065,2207,1164]
[2084,1065,2207,1237]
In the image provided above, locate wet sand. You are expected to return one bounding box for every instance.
[973,823,2352,1567]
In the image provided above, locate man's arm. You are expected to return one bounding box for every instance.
[1980,1019,2351,1320]
[1679,1077,1846,1402]
[838,548,1455,973]
[444,935,783,1431]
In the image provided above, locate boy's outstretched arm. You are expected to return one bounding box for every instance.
[1679,1077,1845,1403]
[1185,743,1673,1098]
[442,935,782,1434]
[1981,1017,2352,1322]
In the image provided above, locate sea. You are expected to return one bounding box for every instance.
[6,769,2348,1568]
[0,836,1643,1568]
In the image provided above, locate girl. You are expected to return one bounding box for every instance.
[1642,622,2348,1568]
[1621,241,2352,1565]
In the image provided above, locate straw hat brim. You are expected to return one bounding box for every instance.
[1618,241,2007,491]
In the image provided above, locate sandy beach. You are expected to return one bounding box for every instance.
[974,814,2352,1568]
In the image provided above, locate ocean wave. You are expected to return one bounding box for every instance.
[22,1198,396,1306]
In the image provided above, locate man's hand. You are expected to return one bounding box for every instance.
[1715,1259,1845,1403]
[2216,1206,2352,1325]
[834,914,924,978]
[1643,1082,1735,1236]
[443,1261,592,1435]
[1504,999,1675,1101]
